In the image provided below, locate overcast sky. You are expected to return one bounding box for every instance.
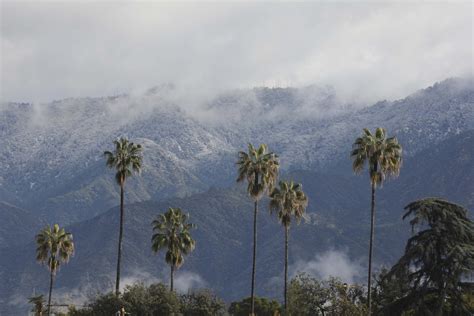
[1,1,472,104]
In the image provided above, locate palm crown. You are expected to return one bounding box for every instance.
[269,180,308,312]
[151,207,196,268]
[351,128,402,187]
[36,224,74,274]
[269,180,308,227]
[237,143,279,199]
[104,137,143,185]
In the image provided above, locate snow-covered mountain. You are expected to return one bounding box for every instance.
[0,78,472,225]
[0,77,473,314]
[1,129,473,315]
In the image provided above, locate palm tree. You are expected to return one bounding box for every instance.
[351,127,402,313]
[35,224,74,316]
[104,137,143,295]
[237,143,279,315]
[28,294,45,316]
[269,180,308,313]
[151,207,196,291]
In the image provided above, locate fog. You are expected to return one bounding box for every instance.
[1,1,472,105]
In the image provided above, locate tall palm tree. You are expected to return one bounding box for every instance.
[351,127,402,313]
[269,180,308,313]
[151,207,196,291]
[104,137,143,295]
[35,224,74,316]
[237,143,279,315]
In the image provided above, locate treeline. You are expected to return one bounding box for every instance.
[31,128,474,315]
[27,273,369,315]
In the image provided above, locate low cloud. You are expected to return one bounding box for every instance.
[9,268,208,311]
[121,268,207,294]
[174,271,207,293]
[1,2,471,105]
[7,282,98,313]
[290,249,364,284]
[120,270,162,292]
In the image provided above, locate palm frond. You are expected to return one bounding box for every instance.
[236,143,280,200]
[104,137,143,185]
[35,224,74,274]
[151,207,196,270]
[351,128,402,186]
[269,180,308,228]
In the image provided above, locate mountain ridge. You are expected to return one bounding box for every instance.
[0,77,472,226]
[1,129,472,314]
[0,77,473,313]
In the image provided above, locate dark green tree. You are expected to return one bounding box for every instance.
[351,127,402,313]
[371,267,419,315]
[288,273,328,315]
[237,143,279,316]
[180,289,227,316]
[288,273,367,316]
[69,293,123,316]
[384,198,474,315]
[104,137,143,295]
[123,283,182,315]
[269,180,308,313]
[68,283,181,316]
[35,224,74,316]
[325,278,367,316]
[151,207,196,291]
[229,296,281,316]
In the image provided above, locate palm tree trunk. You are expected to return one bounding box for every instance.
[115,180,125,296]
[367,181,376,315]
[170,265,175,292]
[47,270,54,316]
[284,225,289,314]
[250,199,258,316]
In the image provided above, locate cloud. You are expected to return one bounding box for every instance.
[290,249,364,284]
[174,271,207,293]
[120,270,162,292]
[121,268,207,294]
[6,282,98,313]
[1,1,472,105]
[7,269,207,310]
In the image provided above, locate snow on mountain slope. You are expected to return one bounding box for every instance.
[2,129,473,314]
[0,78,472,225]
[0,94,234,222]
[220,77,474,171]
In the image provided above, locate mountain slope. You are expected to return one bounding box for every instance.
[2,130,472,314]
[0,201,44,248]
[0,78,472,228]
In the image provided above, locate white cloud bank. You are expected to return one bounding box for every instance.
[290,249,364,284]
[1,1,472,104]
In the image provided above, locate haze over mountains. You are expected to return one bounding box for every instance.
[0,77,473,314]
